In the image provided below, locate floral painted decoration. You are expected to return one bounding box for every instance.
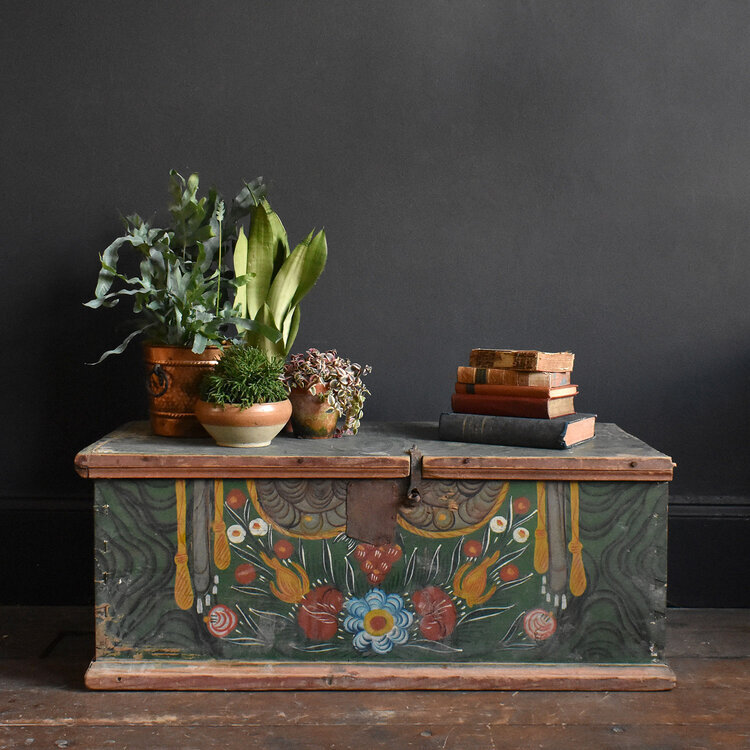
[249,518,269,536]
[234,563,256,584]
[463,539,483,559]
[343,589,414,654]
[353,543,402,585]
[205,604,238,638]
[261,551,310,604]
[489,515,508,533]
[412,586,457,641]
[297,585,345,641]
[453,550,500,607]
[226,524,246,544]
[513,527,530,543]
[226,489,247,510]
[523,608,557,641]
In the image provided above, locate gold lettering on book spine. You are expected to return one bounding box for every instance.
[513,353,536,370]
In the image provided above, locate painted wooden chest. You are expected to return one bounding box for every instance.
[75,421,675,690]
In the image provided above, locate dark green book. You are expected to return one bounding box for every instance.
[438,412,596,450]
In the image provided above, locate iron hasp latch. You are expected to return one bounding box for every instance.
[345,445,424,546]
[346,480,401,547]
[405,444,424,507]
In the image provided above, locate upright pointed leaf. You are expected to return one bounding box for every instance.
[245,205,275,318]
[281,305,297,349]
[289,230,327,310]
[283,305,301,355]
[265,231,327,329]
[232,227,248,318]
[262,198,290,271]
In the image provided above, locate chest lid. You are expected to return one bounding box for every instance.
[75,421,673,481]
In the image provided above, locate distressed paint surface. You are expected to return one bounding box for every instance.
[94,478,667,664]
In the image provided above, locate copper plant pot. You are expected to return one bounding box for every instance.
[288,386,339,439]
[143,344,222,437]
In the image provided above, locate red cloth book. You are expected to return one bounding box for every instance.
[455,382,578,399]
[451,393,576,419]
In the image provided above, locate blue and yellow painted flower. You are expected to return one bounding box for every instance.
[343,588,414,654]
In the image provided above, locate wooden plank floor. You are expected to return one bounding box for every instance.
[0,608,748,749]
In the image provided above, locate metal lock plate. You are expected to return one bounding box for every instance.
[345,445,424,546]
[346,479,402,547]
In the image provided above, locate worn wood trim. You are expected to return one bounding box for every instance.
[75,421,674,481]
[422,467,674,481]
[75,454,411,479]
[85,659,676,691]
[74,452,673,481]
[423,456,674,481]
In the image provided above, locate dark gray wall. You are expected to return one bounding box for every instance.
[2,2,749,602]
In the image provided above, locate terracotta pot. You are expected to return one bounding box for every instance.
[195,399,292,447]
[288,386,339,439]
[143,344,222,438]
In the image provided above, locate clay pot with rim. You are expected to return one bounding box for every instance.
[143,343,222,437]
[195,399,292,448]
[288,385,338,439]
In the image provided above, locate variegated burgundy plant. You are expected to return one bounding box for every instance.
[282,348,372,436]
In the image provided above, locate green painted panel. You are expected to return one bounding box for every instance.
[94,477,667,664]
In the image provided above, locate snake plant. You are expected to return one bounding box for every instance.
[233,198,327,358]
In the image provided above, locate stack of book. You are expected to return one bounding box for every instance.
[439,348,596,449]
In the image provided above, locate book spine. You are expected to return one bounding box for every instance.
[455,382,577,398]
[451,393,572,419]
[469,350,540,369]
[469,350,574,372]
[439,413,568,449]
[457,367,571,387]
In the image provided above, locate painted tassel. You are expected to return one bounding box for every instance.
[213,479,231,570]
[246,479,258,504]
[534,481,549,574]
[568,482,587,596]
[174,479,194,610]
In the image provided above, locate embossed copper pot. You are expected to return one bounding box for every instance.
[288,385,338,439]
[143,343,222,437]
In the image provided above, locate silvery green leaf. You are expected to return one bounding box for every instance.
[229,273,256,287]
[192,332,208,353]
[232,177,266,215]
[232,317,283,343]
[83,297,118,309]
[86,327,146,365]
[84,288,141,309]
[93,236,131,298]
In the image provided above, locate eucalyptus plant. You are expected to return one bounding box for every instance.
[282,348,372,436]
[85,171,280,363]
[232,198,327,358]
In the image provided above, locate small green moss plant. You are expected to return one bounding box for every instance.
[200,345,288,409]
